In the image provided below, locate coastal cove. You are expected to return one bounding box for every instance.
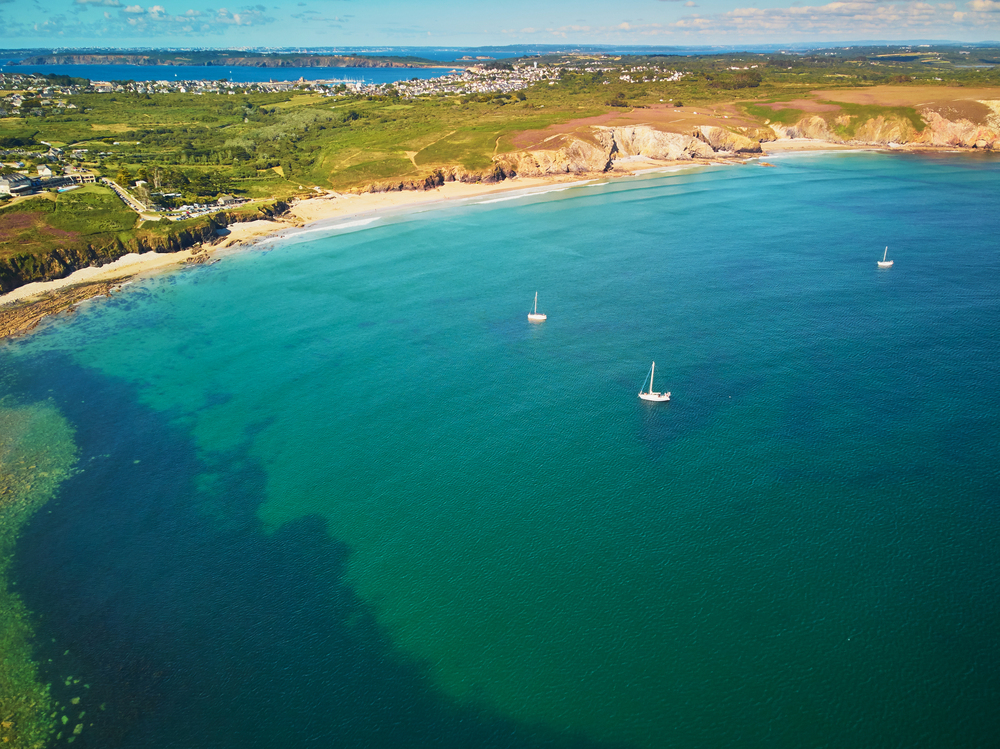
[0,137,944,328]
[1,155,745,332]
[1,150,999,748]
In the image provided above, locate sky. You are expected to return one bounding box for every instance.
[2,0,999,49]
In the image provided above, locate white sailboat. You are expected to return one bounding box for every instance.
[527,292,547,322]
[638,361,671,402]
[877,246,893,268]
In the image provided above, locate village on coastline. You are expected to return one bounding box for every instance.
[0,58,691,218]
[1,44,998,319]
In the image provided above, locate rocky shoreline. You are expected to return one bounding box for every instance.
[1,118,995,343]
[0,201,289,295]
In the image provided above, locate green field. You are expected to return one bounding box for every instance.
[3,49,998,202]
[0,187,136,261]
[1,48,999,290]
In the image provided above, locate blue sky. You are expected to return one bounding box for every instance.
[3,0,999,48]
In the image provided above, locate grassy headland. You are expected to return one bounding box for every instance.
[0,46,998,749]
[1,46,999,295]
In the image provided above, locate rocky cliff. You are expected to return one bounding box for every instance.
[493,125,722,178]
[770,100,1000,149]
[345,104,1000,197]
[912,102,1000,148]
[358,125,734,194]
[694,126,765,154]
[0,202,288,294]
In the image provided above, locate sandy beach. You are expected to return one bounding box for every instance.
[761,138,861,153]
[0,142,853,334]
[0,167,692,311]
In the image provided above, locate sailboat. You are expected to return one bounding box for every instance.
[638,361,671,402]
[527,292,547,322]
[877,246,893,268]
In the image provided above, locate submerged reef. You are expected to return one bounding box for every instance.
[0,401,77,749]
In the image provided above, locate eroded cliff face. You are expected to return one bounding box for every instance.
[770,101,1000,149]
[912,105,1000,148]
[362,125,721,191]
[770,116,834,141]
[610,126,717,159]
[0,202,289,294]
[492,125,725,178]
[494,132,615,177]
[694,126,764,154]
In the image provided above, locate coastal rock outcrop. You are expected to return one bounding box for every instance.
[913,110,999,148]
[494,132,615,177]
[770,115,837,141]
[606,126,715,160]
[694,126,763,154]
[493,125,723,178]
[362,167,495,192]
[360,125,725,191]
[770,102,999,149]
[0,201,289,294]
[848,115,920,145]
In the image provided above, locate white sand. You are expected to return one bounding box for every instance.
[0,250,195,306]
[762,138,860,153]
[1,153,843,308]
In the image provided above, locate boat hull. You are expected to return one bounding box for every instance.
[877,260,894,268]
[528,314,547,322]
[639,391,671,402]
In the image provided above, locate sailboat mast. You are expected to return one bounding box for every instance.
[534,292,538,315]
[650,361,655,393]
[883,246,888,262]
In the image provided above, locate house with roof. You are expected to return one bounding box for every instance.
[0,174,34,196]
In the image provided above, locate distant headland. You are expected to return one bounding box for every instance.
[13,52,447,69]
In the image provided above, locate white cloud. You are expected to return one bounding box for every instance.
[968,0,1000,9]
[670,0,973,36]
[20,0,274,38]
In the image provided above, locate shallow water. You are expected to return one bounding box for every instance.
[4,151,1000,748]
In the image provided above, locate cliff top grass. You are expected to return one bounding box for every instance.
[1,51,998,290]
[0,187,136,261]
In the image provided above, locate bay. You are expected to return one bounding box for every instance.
[3,151,1000,748]
[0,63,460,84]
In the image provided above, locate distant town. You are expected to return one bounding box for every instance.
[0,59,691,218]
[0,59,690,104]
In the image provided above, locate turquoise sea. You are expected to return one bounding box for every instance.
[2,151,999,748]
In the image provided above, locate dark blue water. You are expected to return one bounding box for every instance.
[4,151,1000,748]
[0,64,459,84]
